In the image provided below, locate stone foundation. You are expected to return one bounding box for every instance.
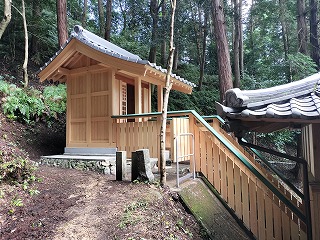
[40,155,116,174]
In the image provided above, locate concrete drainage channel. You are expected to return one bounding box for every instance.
[178,179,254,240]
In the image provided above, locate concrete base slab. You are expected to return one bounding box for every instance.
[64,147,117,156]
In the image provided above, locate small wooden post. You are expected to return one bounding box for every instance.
[116,151,127,181]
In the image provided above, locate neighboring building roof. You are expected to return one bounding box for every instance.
[216,73,320,133]
[39,25,195,88]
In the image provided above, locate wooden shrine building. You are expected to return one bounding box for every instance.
[38,25,195,155]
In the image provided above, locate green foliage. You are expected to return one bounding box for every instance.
[256,129,298,153]
[0,156,37,184]
[11,196,24,207]
[119,199,149,229]
[43,84,67,115]
[0,80,66,124]
[287,53,318,81]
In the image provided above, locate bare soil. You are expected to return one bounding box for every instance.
[0,112,205,240]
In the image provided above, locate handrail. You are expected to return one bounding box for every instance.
[112,110,306,222]
[241,139,304,199]
[203,116,305,198]
[175,133,195,188]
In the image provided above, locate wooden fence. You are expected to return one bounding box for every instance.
[112,111,309,239]
[193,117,307,240]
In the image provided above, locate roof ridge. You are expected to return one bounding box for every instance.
[225,72,320,108]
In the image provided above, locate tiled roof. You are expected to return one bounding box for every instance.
[40,25,195,88]
[216,72,320,121]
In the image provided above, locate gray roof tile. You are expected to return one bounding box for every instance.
[40,25,196,88]
[217,73,320,122]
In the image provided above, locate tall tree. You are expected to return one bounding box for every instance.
[160,0,176,185]
[297,0,308,54]
[98,0,104,37]
[160,0,167,66]
[149,0,161,63]
[211,0,233,102]
[199,9,208,90]
[309,0,319,68]
[239,0,243,80]
[56,0,68,46]
[233,0,241,88]
[191,2,208,90]
[31,0,41,57]
[82,0,87,28]
[21,0,28,87]
[0,0,12,39]
[105,0,112,40]
[279,0,292,82]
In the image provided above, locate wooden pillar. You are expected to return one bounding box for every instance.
[157,84,163,112]
[148,83,152,113]
[312,124,320,181]
[109,69,117,142]
[66,76,71,147]
[135,77,141,122]
[211,118,220,131]
[310,183,320,240]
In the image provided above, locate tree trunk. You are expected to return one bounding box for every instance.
[297,0,308,54]
[211,0,233,103]
[279,0,292,82]
[31,0,40,56]
[239,0,243,79]
[98,0,104,37]
[310,0,320,68]
[0,0,12,39]
[119,1,127,32]
[160,0,176,186]
[173,46,178,70]
[149,0,160,63]
[82,0,87,28]
[22,0,28,87]
[233,0,240,88]
[56,0,68,46]
[105,0,112,40]
[160,0,167,66]
[199,9,208,91]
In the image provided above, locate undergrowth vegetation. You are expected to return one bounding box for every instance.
[0,75,66,213]
[0,77,66,124]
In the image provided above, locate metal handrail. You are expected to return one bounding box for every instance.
[112,110,310,236]
[174,133,195,188]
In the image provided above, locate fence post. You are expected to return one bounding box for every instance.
[116,151,127,181]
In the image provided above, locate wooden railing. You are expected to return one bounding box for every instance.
[112,110,311,240]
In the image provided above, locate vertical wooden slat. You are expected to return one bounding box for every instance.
[273,197,282,240]
[220,151,227,200]
[249,179,258,237]
[265,194,274,240]
[241,171,250,229]
[281,206,291,240]
[299,221,307,240]
[290,216,300,240]
[234,163,242,218]
[257,186,266,240]
[213,142,220,193]
[200,130,207,176]
[207,137,214,184]
[227,157,235,209]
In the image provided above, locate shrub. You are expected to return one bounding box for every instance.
[0,79,66,124]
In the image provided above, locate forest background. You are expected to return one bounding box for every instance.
[1,0,320,150]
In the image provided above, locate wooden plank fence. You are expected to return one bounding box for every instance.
[113,112,309,240]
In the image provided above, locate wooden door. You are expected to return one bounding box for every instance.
[67,71,113,147]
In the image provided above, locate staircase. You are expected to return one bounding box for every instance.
[113,110,311,240]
